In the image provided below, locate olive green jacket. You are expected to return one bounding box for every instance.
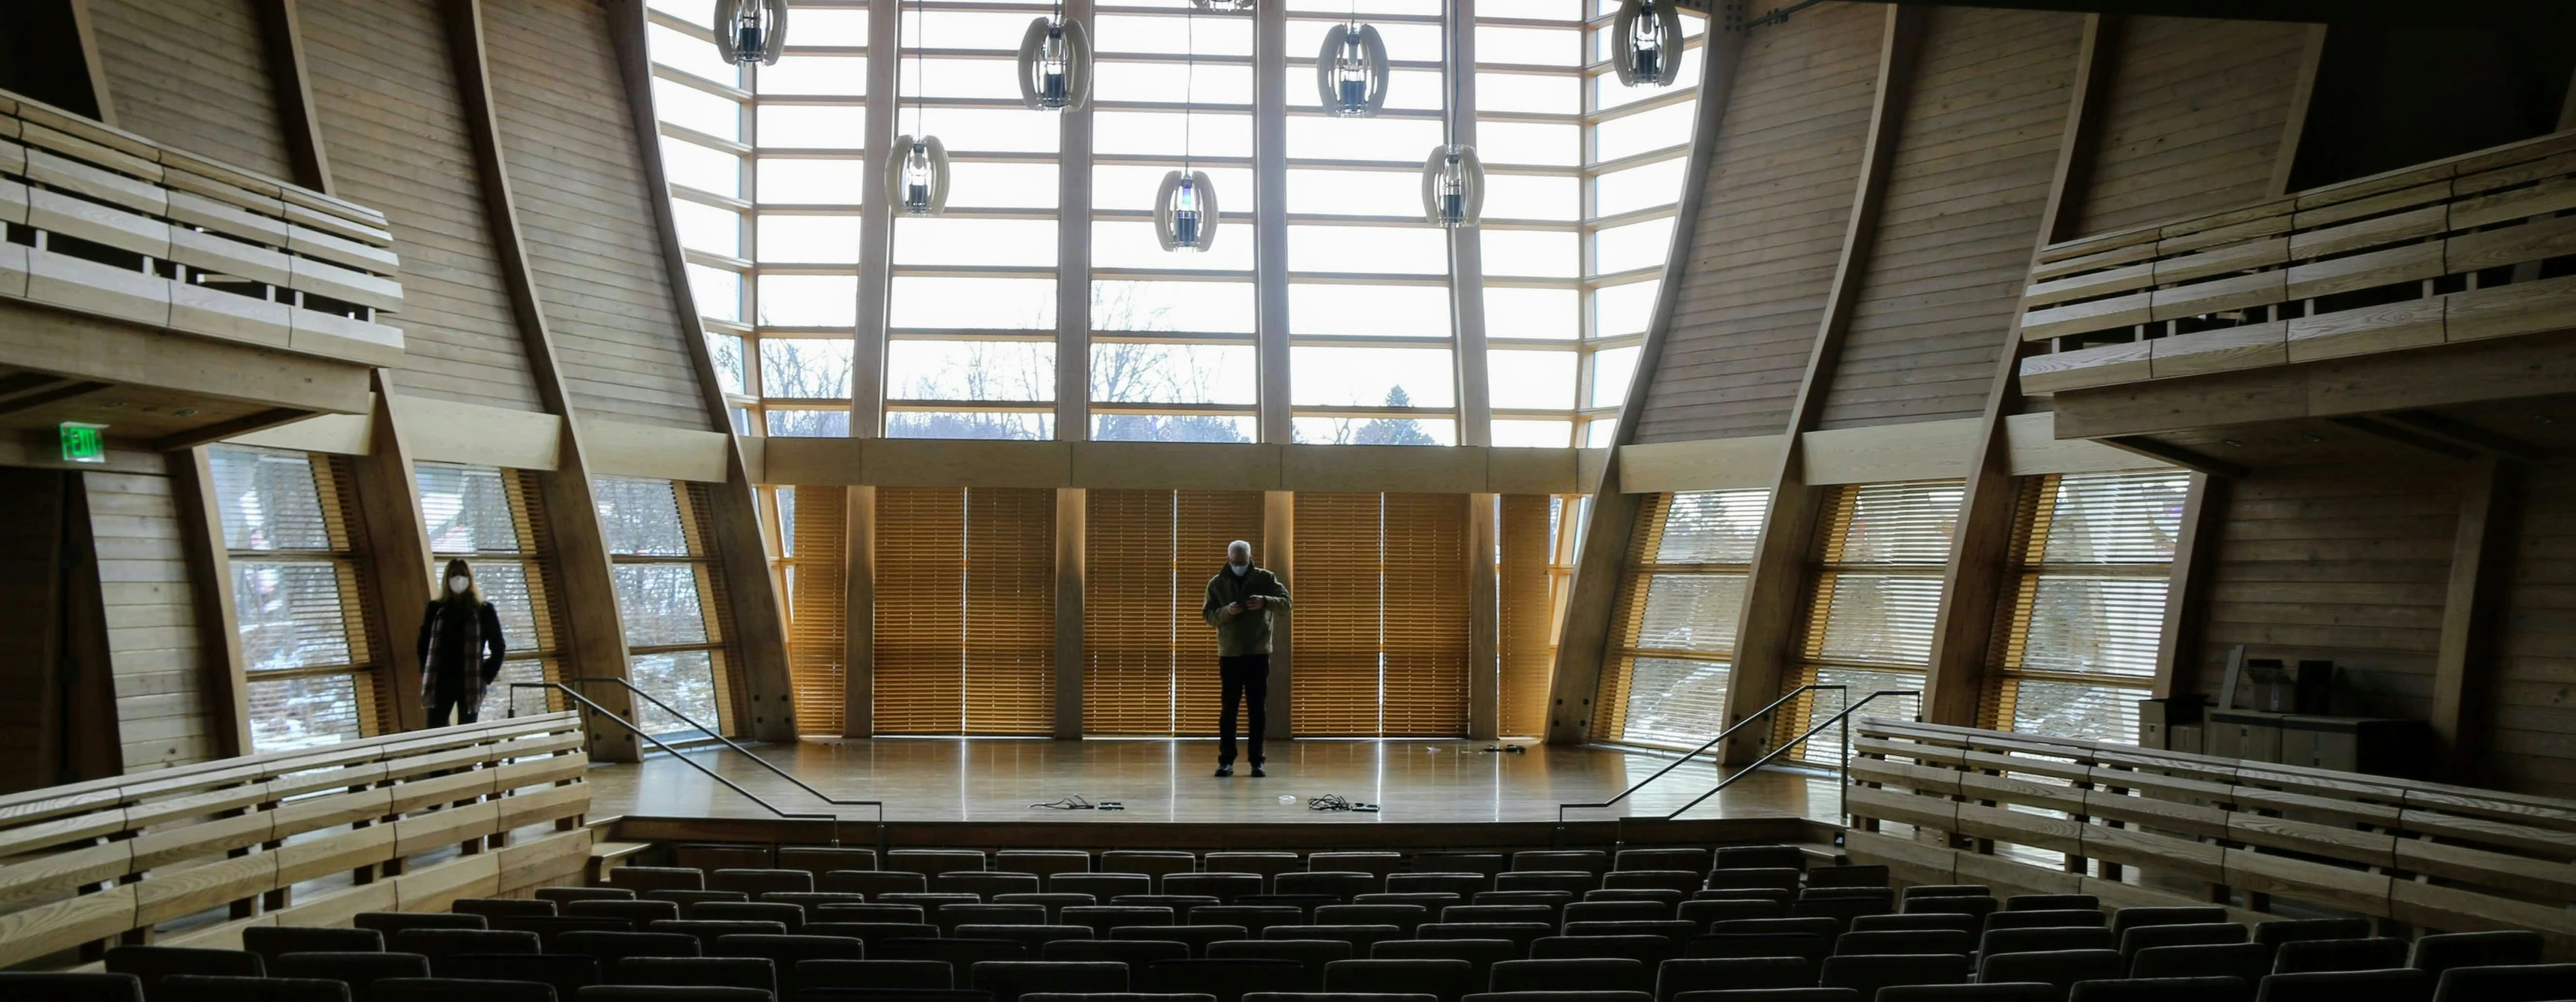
[1202,565,1291,656]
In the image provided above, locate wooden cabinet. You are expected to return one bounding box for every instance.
[2207,709,2424,776]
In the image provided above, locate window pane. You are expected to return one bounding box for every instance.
[1096,13,1255,55]
[1290,225,1445,275]
[673,200,741,257]
[247,673,364,753]
[417,464,524,555]
[1598,100,1697,162]
[233,561,356,671]
[616,563,712,647]
[1092,342,1258,404]
[886,411,1053,439]
[1598,157,1687,217]
[1597,216,1674,275]
[759,55,866,95]
[1490,349,1575,409]
[1287,169,1421,217]
[887,340,1055,402]
[1484,173,1579,221]
[1596,45,1700,110]
[769,409,852,437]
[1660,489,1767,563]
[1486,287,1577,339]
[760,214,863,263]
[490,657,553,719]
[1477,71,1578,112]
[1094,165,1256,213]
[469,561,546,657]
[1291,415,1457,445]
[1636,573,1745,655]
[1094,414,1257,443]
[890,277,1057,329]
[896,218,1060,269]
[902,109,1061,153]
[759,105,866,148]
[1096,62,1257,105]
[594,478,692,557]
[1094,280,1255,333]
[648,23,736,84]
[1619,656,1730,750]
[950,162,1060,208]
[631,649,721,735]
[664,138,740,197]
[709,332,747,395]
[1098,110,1251,157]
[1096,219,1255,271]
[1596,280,1658,336]
[1478,121,1578,166]
[1592,345,1640,407]
[761,338,856,398]
[1289,283,1450,337]
[1834,481,1964,564]
[2019,576,2168,678]
[2006,678,2146,744]
[788,8,866,44]
[1291,347,1455,407]
[1288,18,1442,61]
[1284,116,1443,160]
[655,79,741,140]
[1807,666,1922,732]
[2043,472,2189,563]
[1811,573,1943,665]
[209,448,331,550]
[759,275,859,326]
[1475,25,1579,64]
[690,265,742,322]
[1492,419,1571,447]
[1481,229,1578,279]
[757,158,865,204]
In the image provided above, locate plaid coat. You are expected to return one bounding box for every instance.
[417,599,507,712]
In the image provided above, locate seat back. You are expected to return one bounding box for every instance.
[687,901,807,932]
[1385,874,1487,898]
[1652,958,1810,1002]
[1307,855,1403,882]
[2250,920,2371,953]
[1202,853,1304,886]
[940,903,1052,933]
[157,974,352,1002]
[1066,906,1180,936]
[1702,870,1800,894]
[2430,962,2576,1002]
[994,850,1094,878]
[1803,866,1890,889]
[1494,873,1597,897]
[105,945,265,990]
[2107,907,2227,937]
[825,871,933,899]
[2271,938,2409,974]
[1614,850,1710,876]
[1979,927,2115,957]
[1416,922,1551,956]
[2253,968,2432,1002]
[2409,931,2544,977]
[1565,902,1668,925]
[959,925,1097,955]
[571,900,685,924]
[611,956,778,994]
[1897,897,1997,922]
[355,912,486,936]
[972,960,1129,1002]
[608,867,707,894]
[778,847,882,881]
[244,927,384,968]
[889,850,991,877]
[2129,943,2271,983]
[1321,958,1475,1002]
[710,869,816,897]
[1848,914,1973,937]
[269,952,433,995]
[1265,925,1403,954]
[1367,938,1516,986]
[370,978,554,1002]
[1413,856,1507,878]
[2117,922,2248,962]
[1985,911,2106,932]
[1876,985,2057,1001]
[1195,906,1307,936]
[644,891,751,909]
[1530,936,1676,967]
[1141,958,1316,1001]
[1561,922,1696,947]
[1975,948,2122,995]
[1046,939,1193,968]
[942,872,1047,899]
[1275,873,1377,902]
[1206,939,1354,984]
[536,888,637,906]
[1316,905,1429,934]
[1816,953,1972,998]
[2065,976,2253,1002]
[1512,852,1610,876]
[435,953,598,998]
[1709,847,1806,872]
[387,927,542,960]
[1112,924,1251,957]
[648,920,790,953]
[1601,872,1699,897]
[2005,895,2098,912]
[453,898,557,920]
[1101,852,1198,880]
[1059,874,1159,900]
[1167,874,1266,903]
[0,972,144,1002]
[1899,886,1990,901]
[1490,957,1650,994]
[1835,930,1974,957]
[1682,933,1829,979]
[557,931,705,966]
[797,958,957,990]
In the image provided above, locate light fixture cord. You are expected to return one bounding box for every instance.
[1182,6,1196,176]
[910,0,925,135]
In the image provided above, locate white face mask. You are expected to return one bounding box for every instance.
[1229,563,1249,577]
[448,575,471,594]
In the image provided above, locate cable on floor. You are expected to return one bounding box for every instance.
[1308,793,1378,812]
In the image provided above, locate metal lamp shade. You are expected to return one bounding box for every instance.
[1610,0,1686,87]
[1316,23,1391,118]
[1420,145,1483,229]
[887,136,952,217]
[1155,170,1220,252]
[712,0,788,66]
[1018,15,1094,111]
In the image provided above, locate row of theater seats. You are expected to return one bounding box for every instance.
[6,847,2565,1002]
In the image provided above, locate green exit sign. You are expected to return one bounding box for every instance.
[59,422,107,465]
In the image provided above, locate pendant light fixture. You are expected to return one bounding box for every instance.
[1316,8,1389,118]
[1017,2,1093,112]
[886,0,949,216]
[1421,0,1481,228]
[711,0,788,65]
[1188,0,1255,12]
[1611,0,1686,88]
[1156,4,1218,251]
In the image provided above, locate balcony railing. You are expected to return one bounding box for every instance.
[0,90,403,367]
[2018,129,2576,395]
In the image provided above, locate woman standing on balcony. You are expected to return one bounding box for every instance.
[416,558,508,728]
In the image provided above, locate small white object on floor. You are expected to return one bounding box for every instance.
[1278,794,1295,803]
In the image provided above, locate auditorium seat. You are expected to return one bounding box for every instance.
[938,903,1050,933]
[993,851,1093,879]
[891,850,991,878]
[647,891,752,910]
[1246,994,1436,1002]
[1709,848,1805,873]
[1876,985,2057,1000]
[1529,936,1675,968]
[1387,875,1488,899]
[1112,924,1249,957]
[678,845,772,873]
[609,868,708,894]
[1325,958,1477,1002]
[1980,927,2115,957]
[2117,922,2246,964]
[572,900,687,924]
[1815,953,1972,998]
[2271,939,2409,974]
[972,960,1128,1002]
[1494,873,1595,897]
[2251,920,2371,954]
[1368,938,1516,985]
[1564,902,1666,925]
[436,953,599,998]
[1318,905,1430,934]
[1794,887,1893,903]
[1848,913,1973,937]
[158,974,352,1002]
[650,919,793,952]
[997,893,1100,921]
[613,956,777,994]
[2407,931,2543,977]
[1652,958,1810,1002]
[820,903,931,924]
[1024,994,1215,1002]
[271,952,434,1001]
[1511,852,1609,876]
[1709,917,1837,941]
[2128,943,2271,983]
[2005,896,2097,912]
[1802,866,1888,889]
[372,978,555,1002]
[1412,855,1507,880]
[1240,897,1334,916]
[106,945,266,995]
[1559,922,1695,949]
[455,898,560,920]
[1614,850,1710,876]
[1985,910,2104,932]
[1208,938,1353,982]
[1490,958,1650,994]
[1309,854,1404,887]
[1978,948,2122,999]
[244,927,385,968]
[800,958,957,990]
[1265,926,1403,955]
[540,888,639,906]
[943,873,1045,899]
[1471,892,1577,920]
[1142,958,1315,1001]
[2252,968,2432,1002]
[1670,990,1855,1002]
[1785,897,1888,931]
[881,938,1035,974]
[390,927,544,961]
[0,972,145,1002]
[2065,976,2253,1002]
[888,893,983,911]
[770,892,875,909]
[1701,871,1799,895]
[357,912,489,936]
[711,869,818,899]
[1681,933,1829,980]
[960,925,1095,955]
[1689,890,1791,907]
[1066,906,1180,936]
[1047,939,1193,969]
[712,933,863,992]
[2107,908,2227,938]
[829,871,934,899]
[1119,896,1224,917]
[1834,929,1973,957]
[557,932,706,966]
[1898,897,1997,922]
[2430,962,2576,1001]
[1198,906,1309,935]
[572,987,772,1001]
[809,923,944,948]
[1462,993,1654,1002]
[1601,872,1699,897]
[1676,900,1782,927]
[780,848,882,881]
[1443,905,1554,927]
[1101,852,1198,881]
[1168,874,1265,902]
[1899,887,1988,902]
[1059,875,1159,900]
[1586,892,1682,910]
[496,917,641,945]
[1203,853,1303,889]
[1277,873,1378,902]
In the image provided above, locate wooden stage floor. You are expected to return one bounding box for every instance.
[583,737,1847,828]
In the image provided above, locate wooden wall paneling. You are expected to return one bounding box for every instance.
[2072,15,2312,237]
[964,488,1056,735]
[602,0,794,742]
[1718,5,1927,765]
[353,383,437,731]
[1918,12,2107,727]
[252,0,332,192]
[85,0,294,182]
[2496,461,2576,798]
[165,447,250,758]
[438,0,638,760]
[2430,456,2521,783]
[299,0,545,412]
[1083,489,1173,735]
[873,486,962,734]
[2152,472,2224,702]
[2269,24,2331,198]
[59,476,127,781]
[0,469,69,794]
[1542,4,1750,744]
[85,470,218,772]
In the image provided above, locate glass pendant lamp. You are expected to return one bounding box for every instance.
[1018,3,1093,111]
[711,0,788,65]
[1612,0,1686,87]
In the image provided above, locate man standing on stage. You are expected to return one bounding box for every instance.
[1204,539,1290,778]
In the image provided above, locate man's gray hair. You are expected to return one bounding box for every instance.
[1228,539,1253,558]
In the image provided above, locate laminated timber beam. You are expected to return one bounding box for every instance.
[250,0,332,193]
[1542,0,1752,746]
[1715,4,1927,764]
[2430,455,2521,784]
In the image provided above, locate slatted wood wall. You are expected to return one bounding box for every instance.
[85,0,294,182]
[1814,7,2082,429]
[300,0,547,411]
[963,487,1055,735]
[788,487,848,735]
[85,472,221,773]
[2492,461,2576,799]
[2198,465,2461,722]
[1084,489,1173,735]
[1174,491,1265,735]
[1383,494,1470,736]
[870,486,1055,735]
[2071,15,2312,237]
[875,486,965,733]
[0,470,69,794]
[1293,492,1388,737]
[1630,2,1882,444]
[1498,495,1555,737]
[485,0,709,430]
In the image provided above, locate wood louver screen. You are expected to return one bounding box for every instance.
[1383,493,1469,737]
[1498,495,1556,737]
[875,486,966,733]
[1084,489,1175,735]
[1173,491,1265,734]
[1592,492,1672,739]
[1979,470,2189,743]
[964,486,1055,735]
[1293,492,1388,737]
[1779,480,1961,760]
[788,486,848,735]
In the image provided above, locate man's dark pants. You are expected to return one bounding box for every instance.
[1218,654,1268,766]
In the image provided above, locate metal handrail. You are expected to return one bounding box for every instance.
[1663,689,1922,820]
[509,680,886,850]
[1556,684,1844,826]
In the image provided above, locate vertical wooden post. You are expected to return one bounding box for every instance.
[351,381,438,732]
[1921,13,2119,727]
[1253,0,1292,446]
[1544,3,1750,745]
[251,0,332,193]
[2430,456,2519,783]
[1052,0,1097,741]
[1444,0,1501,743]
[845,485,878,737]
[1719,5,1926,764]
[1263,490,1294,740]
[440,0,638,759]
[167,446,251,758]
[1055,488,1086,740]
